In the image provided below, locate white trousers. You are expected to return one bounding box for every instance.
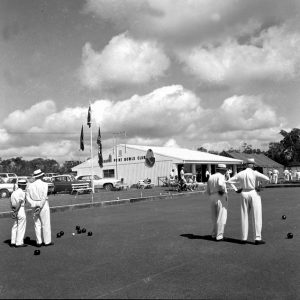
[240,190,262,241]
[11,206,26,246]
[210,193,228,240]
[33,201,52,245]
[272,174,278,184]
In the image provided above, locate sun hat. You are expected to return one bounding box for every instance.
[17,179,27,185]
[246,158,256,164]
[216,164,227,170]
[32,169,44,178]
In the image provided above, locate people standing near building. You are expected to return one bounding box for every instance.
[169,169,175,181]
[205,169,211,181]
[10,179,28,248]
[26,169,53,247]
[227,158,270,245]
[283,168,290,181]
[268,169,273,182]
[180,167,185,180]
[206,164,228,241]
[272,168,279,184]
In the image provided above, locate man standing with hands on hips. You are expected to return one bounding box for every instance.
[26,169,53,247]
[227,158,270,245]
[206,164,228,241]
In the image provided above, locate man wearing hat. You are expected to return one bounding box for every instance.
[10,179,28,247]
[227,158,270,245]
[26,169,53,247]
[206,164,228,241]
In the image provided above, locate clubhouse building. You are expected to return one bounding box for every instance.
[72,144,243,187]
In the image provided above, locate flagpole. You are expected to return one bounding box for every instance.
[89,102,94,203]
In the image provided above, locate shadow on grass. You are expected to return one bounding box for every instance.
[3,236,36,247]
[180,234,251,244]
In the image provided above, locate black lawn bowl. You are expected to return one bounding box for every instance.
[81,228,86,233]
[282,215,287,220]
[87,231,93,236]
[287,233,293,239]
[76,225,80,230]
[56,233,61,238]
[24,236,30,242]
[60,231,64,236]
[77,229,82,234]
[34,250,40,256]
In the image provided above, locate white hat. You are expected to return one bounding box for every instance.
[18,179,27,185]
[246,158,255,164]
[216,164,227,170]
[32,169,44,178]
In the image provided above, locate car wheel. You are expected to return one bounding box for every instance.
[0,189,10,198]
[104,183,113,191]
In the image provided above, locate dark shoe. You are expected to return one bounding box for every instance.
[10,243,16,248]
[15,244,28,248]
[44,242,54,247]
[239,240,247,244]
[36,243,42,248]
[255,240,266,245]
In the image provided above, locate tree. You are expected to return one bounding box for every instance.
[279,128,300,162]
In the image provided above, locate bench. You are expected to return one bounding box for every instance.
[71,183,93,195]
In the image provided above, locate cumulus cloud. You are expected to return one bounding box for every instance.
[83,0,299,43]
[0,86,286,162]
[3,100,56,131]
[79,33,170,89]
[176,23,300,85]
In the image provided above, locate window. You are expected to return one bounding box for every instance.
[119,150,122,157]
[103,169,115,178]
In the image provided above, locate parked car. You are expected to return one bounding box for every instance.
[75,174,122,191]
[0,173,18,183]
[52,174,91,194]
[0,178,16,198]
[44,173,59,182]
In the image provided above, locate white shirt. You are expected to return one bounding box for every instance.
[273,169,279,175]
[10,188,26,208]
[170,171,175,179]
[206,172,227,196]
[227,168,269,190]
[26,179,48,208]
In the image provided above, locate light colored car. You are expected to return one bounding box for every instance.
[0,173,18,183]
[76,174,122,191]
[0,178,16,198]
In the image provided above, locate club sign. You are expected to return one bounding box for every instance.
[145,149,155,167]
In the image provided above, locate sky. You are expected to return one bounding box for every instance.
[1,0,300,163]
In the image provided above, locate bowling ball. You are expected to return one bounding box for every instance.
[287,233,293,239]
[282,215,286,220]
[82,228,86,233]
[60,231,64,236]
[56,233,61,238]
[34,250,40,255]
[88,231,93,236]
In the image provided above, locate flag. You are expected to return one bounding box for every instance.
[80,125,84,151]
[97,126,103,168]
[87,105,91,128]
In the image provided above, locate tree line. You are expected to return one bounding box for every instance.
[0,157,81,176]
